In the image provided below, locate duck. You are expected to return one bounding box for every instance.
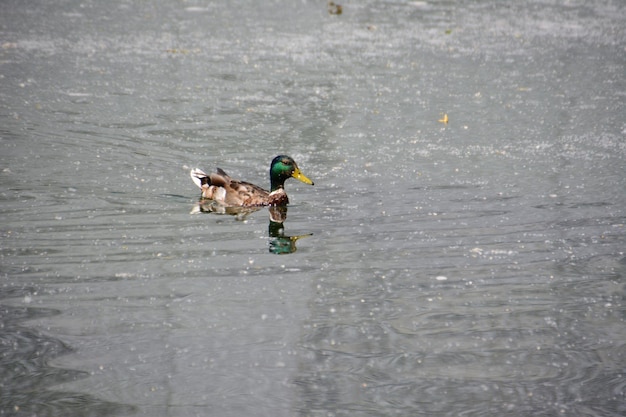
[190,155,314,207]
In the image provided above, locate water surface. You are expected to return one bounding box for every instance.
[1,1,625,416]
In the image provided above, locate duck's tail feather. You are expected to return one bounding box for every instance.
[190,168,210,189]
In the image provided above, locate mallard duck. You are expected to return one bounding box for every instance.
[190,155,314,206]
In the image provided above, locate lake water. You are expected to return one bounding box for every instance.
[1,1,625,416]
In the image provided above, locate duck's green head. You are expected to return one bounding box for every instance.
[270,155,314,191]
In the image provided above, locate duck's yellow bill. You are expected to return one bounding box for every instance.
[292,168,314,185]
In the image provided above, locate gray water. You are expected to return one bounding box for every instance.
[1,1,625,416]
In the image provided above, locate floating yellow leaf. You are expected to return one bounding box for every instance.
[328,1,342,15]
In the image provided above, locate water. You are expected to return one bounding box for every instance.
[1,0,625,416]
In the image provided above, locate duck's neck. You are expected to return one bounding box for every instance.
[270,178,285,192]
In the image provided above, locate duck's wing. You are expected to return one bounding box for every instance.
[191,167,271,206]
[207,168,231,188]
[222,178,270,206]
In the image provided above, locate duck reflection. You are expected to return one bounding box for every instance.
[191,201,311,254]
[191,199,262,220]
[268,206,312,255]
